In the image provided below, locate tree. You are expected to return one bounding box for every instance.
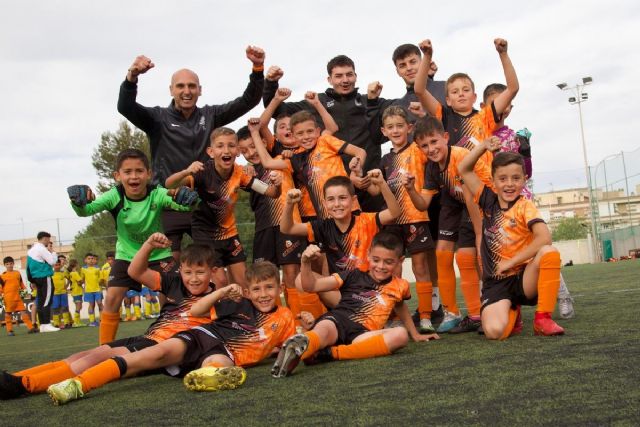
[71,121,150,260]
[552,216,588,241]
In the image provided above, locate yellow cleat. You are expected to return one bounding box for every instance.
[47,379,84,406]
[183,366,247,392]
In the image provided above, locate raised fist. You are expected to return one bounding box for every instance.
[418,39,433,57]
[187,161,204,175]
[247,117,261,133]
[67,185,95,207]
[494,38,508,54]
[348,157,362,174]
[367,169,384,185]
[401,173,416,190]
[301,244,322,263]
[286,188,302,205]
[484,136,502,153]
[128,55,154,78]
[276,88,292,102]
[367,81,383,99]
[145,233,171,249]
[266,65,284,81]
[246,45,265,66]
[304,91,320,106]
[269,171,282,187]
[408,102,426,118]
[224,283,244,302]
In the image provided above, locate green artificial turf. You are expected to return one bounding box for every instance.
[0,260,638,426]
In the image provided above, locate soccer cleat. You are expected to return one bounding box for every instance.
[28,328,39,334]
[510,306,523,337]
[558,296,575,319]
[88,321,100,327]
[419,318,436,333]
[431,304,445,327]
[0,371,27,399]
[436,311,462,333]
[47,379,84,405]
[533,313,565,336]
[72,322,86,328]
[39,324,60,333]
[7,332,15,337]
[449,316,481,334]
[183,366,247,392]
[271,334,309,378]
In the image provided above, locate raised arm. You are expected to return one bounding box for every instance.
[117,55,157,133]
[401,173,434,212]
[258,85,291,142]
[459,137,501,197]
[299,245,340,293]
[414,40,440,117]
[165,161,203,189]
[68,186,116,217]
[127,233,171,289]
[189,284,243,317]
[368,169,401,225]
[491,39,519,117]
[248,118,288,170]
[305,91,338,136]
[279,189,308,236]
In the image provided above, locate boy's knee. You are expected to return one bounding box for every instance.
[539,245,558,256]
[482,321,506,340]
[389,327,409,350]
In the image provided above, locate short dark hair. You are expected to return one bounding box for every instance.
[84,252,96,258]
[180,244,217,267]
[382,105,409,125]
[483,83,506,103]
[246,261,280,286]
[36,231,51,241]
[370,231,404,257]
[491,152,526,176]
[58,255,67,261]
[446,73,475,94]
[323,175,355,197]
[290,111,318,130]
[3,256,14,264]
[106,251,115,258]
[392,44,421,64]
[236,126,251,142]
[116,149,150,171]
[413,116,445,141]
[68,259,79,271]
[327,55,355,76]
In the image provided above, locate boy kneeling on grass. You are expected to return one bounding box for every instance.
[45,247,297,405]
[458,137,565,339]
[272,231,439,378]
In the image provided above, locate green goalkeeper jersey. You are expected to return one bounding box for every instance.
[71,185,190,261]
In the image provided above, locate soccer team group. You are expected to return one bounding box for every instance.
[0,38,575,405]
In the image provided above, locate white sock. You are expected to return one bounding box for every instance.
[432,287,441,310]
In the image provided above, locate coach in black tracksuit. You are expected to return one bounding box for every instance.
[117,47,266,258]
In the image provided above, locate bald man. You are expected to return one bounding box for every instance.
[117,46,266,260]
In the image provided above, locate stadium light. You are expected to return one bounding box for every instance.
[556,77,600,262]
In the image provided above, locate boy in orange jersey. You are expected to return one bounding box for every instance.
[0,257,36,335]
[272,232,438,377]
[459,138,565,339]
[166,127,281,289]
[0,233,219,400]
[46,260,296,404]
[369,106,437,332]
[403,116,493,333]
[414,38,519,161]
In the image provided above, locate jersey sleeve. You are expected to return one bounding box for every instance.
[400,278,411,300]
[333,269,355,289]
[472,153,494,188]
[307,219,326,243]
[320,134,348,154]
[71,187,120,217]
[209,299,242,321]
[475,185,495,210]
[522,200,545,230]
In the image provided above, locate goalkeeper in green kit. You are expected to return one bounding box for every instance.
[67,149,198,345]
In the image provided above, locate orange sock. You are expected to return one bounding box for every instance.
[536,251,561,314]
[415,281,433,319]
[499,307,519,341]
[77,359,122,393]
[436,249,458,314]
[21,313,34,330]
[202,362,226,368]
[456,252,481,317]
[99,311,121,345]
[14,360,67,377]
[301,331,321,360]
[330,335,391,360]
[21,362,75,393]
[298,292,326,319]
[5,314,13,333]
[284,288,302,322]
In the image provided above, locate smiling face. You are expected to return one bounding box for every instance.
[114,158,152,200]
[246,278,280,313]
[415,131,449,166]
[274,116,297,147]
[207,134,239,172]
[170,69,201,114]
[238,137,261,165]
[323,184,356,221]
[381,114,411,148]
[395,53,421,86]
[367,245,403,282]
[492,163,526,205]
[445,77,477,115]
[179,262,215,296]
[291,120,320,150]
[327,65,357,95]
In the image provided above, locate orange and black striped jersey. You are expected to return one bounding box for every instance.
[0,271,25,298]
[250,161,301,232]
[307,212,381,274]
[380,142,429,224]
[332,269,411,331]
[424,146,493,206]
[265,135,301,158]
[200,298,295,367]
[290,134,361,219]
[475,186,545,280]
[192,161,255,240]
[142,272,215,343]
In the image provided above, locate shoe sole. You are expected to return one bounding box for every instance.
[271,335,308,378]
[533,327,565,336]
[436,321,461,333]
[47,385,82,406]
[183,367,246,392]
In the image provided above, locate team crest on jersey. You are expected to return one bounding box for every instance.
[271,323,278,331]
[509,219,517,227]
[326,100,335,108]
[199,116,206,128]
[354,240,361,248]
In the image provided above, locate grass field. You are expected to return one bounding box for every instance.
[0,260,638,426]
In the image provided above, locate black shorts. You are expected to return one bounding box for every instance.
[167,327,233,377]
[384,222,435,254]
[253,226,306,265]
[109,257,176,292]
[161,211,193,252]
[317,309,367,345]
[480,271,538,312]
[192,232,247,267]
[106,335,157,352]
[437,204,476,248]
[427,193,441,241]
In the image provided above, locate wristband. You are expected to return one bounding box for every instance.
[252,65,264,72]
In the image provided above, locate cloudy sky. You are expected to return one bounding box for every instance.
[1,0,638,243]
